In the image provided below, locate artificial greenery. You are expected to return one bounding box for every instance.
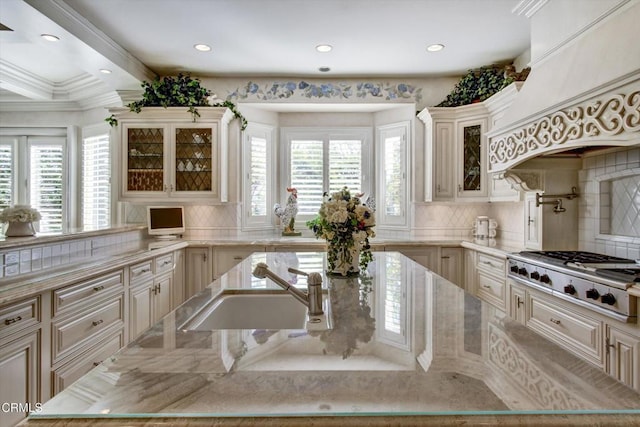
[105,73,247,129]
[436,66,514,107]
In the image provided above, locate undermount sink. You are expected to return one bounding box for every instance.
[181,290,309,330]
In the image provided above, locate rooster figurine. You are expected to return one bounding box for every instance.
[274,187,301,236]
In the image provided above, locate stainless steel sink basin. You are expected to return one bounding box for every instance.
[181,290,308,330]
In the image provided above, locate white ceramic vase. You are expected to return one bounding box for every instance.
[4,221,35,237]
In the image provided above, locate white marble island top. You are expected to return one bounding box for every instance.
[23,252,640,426]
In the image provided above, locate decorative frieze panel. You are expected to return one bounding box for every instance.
[488,89,640,172]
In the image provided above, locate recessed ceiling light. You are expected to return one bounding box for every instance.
[316,44,332,53]
[99,69,112,74]
[194,44,211,52]
[41,34,60,42]
[318,66,331,72]
[426,43,445,52]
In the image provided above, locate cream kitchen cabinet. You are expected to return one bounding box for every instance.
[185,246,213,299]
[0,295,45,427]
[128,252,177,340]
[439,247,463,286]
[467,250,508,311]
[606,323,640,392]
[385,246,440,273]
[111,107,233,203]
[419,103,489,202]
[213,246,265,280]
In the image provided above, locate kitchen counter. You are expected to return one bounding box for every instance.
[22,252,640,426]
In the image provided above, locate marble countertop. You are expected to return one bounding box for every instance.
[27,252,640,424]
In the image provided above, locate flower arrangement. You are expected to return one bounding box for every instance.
[0,205,41,223]
[306,187,375,276]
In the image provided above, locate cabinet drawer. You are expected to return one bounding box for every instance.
[52,330,124,395]
[0,296,40,338]
[155,253,175,275]
[53,271,124,316]
[52,296,124,362]
[129,260,153,283]
[476,253,505,277]
[476,271,506,310]
[527,293,603,365]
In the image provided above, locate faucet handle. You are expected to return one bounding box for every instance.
[288,267,309,276]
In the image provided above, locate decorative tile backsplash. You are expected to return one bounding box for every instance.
[579,146,640,260]
[0,231,142,279]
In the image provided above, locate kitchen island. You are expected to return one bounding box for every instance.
[21,252,640,426]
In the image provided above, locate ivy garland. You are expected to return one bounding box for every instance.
[105,73,247,130]
[436,66,514,107]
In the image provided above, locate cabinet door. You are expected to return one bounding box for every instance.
[606,325,640,392]
[524,192,542,249]
[457,118,488,198]
[434,122,455,200]
[509,283,526,325]
[122,124,169,197]
[390,247,440,273]
[0,330,40,427]
[172,123,218,198]
[214,246,264,280]
[129,281,153,340]
[440,247,463,286]
[185,247,212,299]
[153,273,173,322]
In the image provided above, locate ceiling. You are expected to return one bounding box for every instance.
[0,0,531,109]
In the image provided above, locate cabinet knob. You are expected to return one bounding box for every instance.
[92,319,104,327]
[93,285,105,292]
[549,318,561,325]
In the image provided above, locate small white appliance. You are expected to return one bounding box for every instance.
[472,216,497,239]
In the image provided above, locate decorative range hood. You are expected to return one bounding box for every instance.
[487,1,640,174]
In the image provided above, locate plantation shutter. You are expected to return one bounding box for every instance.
[82,134,111,229]
[290,139,324,215]
[249,135,268,216]
[0,144,13,209]
[329,139,361,194]
[29,140,64,232]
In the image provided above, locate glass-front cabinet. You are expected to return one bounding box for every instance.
[457,117,488,198]
[113,107,233,202]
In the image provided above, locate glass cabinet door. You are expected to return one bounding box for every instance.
[126,127,165,192]
[462,124,482,192]
[457,118,487,198]
[174,127,213,192]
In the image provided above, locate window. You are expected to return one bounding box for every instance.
[82,134,111,229]
[282,128,372,220]
[29,140,65,232]
[0,143,13,210]
[377,122,410,228]
[0,133,67,233]
[242,123,275,229]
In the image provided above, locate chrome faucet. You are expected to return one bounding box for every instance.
[252,262,324,315]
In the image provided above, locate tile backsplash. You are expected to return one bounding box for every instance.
[579,146,640,260]
[0,231,142,279]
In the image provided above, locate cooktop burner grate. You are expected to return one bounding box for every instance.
[520,251,633,264]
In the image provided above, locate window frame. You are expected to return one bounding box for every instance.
[81,128,112,230]
[376,121,411,229]
[280,127,373,224]
[242,122,276,230]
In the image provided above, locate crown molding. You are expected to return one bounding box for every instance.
[512,0,548,18]
[0,59,53,100]
[23,0,156,83]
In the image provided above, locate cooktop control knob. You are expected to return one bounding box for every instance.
[518,267,528,277]
[564,284,576,295]
[601,293,616,305]
[510,265,519,273]
[540,274,551,284]
[586,288,600,300]
[530,271,540,280]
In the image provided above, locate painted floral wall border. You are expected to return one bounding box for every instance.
[226,80,423,103]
